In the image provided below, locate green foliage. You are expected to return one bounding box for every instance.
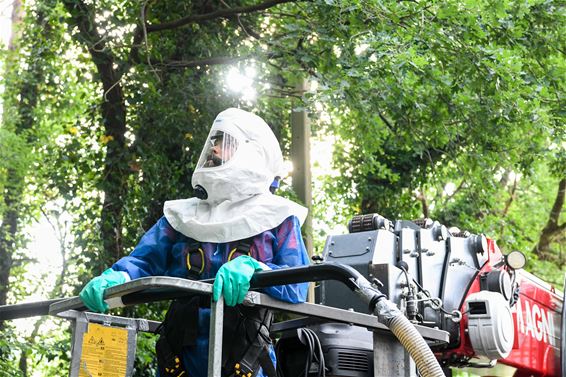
[290,0,565,283]
[1,0,564,374]
[27,322,72,376]
[0,130,31,211]
[0,328,25,376]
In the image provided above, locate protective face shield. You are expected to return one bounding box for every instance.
[191,108,285,204]
[196,130,239,169]
[164,108,307,242]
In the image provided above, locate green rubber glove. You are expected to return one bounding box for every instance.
[213,255,263,306]
[79,268,126,313]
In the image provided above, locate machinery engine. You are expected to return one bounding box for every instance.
[307,213,564,376]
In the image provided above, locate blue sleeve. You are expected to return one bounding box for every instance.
[262,216,309,303]
[112,217,178,279]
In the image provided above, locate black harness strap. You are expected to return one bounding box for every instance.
[228,237,254,261]
[258,349,277,377]
[223,306,276,377]
[185,240,205,280]
[155,296,201,376]
[157,237,276,377]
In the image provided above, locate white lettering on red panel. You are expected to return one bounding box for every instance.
[514,297,556,346]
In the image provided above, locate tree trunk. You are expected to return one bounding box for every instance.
[62,0,130,266]
[0,204,18,309]
[98,65,129,265]
[533,177,566,259]
[416,190,429,219]
[0,0,24,318]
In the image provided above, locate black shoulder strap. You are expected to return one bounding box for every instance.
[156,296,201,376]
[223,306,276,377]
[227,237,255,263]
[185,240,203,280]
[162,296,201,353]
[258,349,277,377]
[236,237,254,253]
[187,240,201,252]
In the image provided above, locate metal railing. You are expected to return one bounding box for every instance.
[2,263,450,377]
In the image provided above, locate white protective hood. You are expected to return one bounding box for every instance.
[164,108,307,243]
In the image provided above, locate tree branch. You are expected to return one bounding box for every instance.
[416,190,429,218]
[235,15,262,40]
[378,112,395,132]
[147,0,297,33]
[156,55,252,68]
[549,177,565,226]
[533,177,566,259]
[501,175,518,218]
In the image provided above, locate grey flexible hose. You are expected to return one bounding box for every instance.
[374,298,445,377]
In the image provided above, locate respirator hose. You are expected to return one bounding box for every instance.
[374,298,445,377]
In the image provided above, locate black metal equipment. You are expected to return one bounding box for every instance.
[276,322,374,377]
[275,212,519,377]
[316,213,489,348]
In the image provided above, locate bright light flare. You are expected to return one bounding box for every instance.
[444,182,456,196]
[225,66,257,101]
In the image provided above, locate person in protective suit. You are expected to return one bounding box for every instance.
[79,108,309,377]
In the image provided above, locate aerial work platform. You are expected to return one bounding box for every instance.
[2,214,564,377]
[3,264,450,377]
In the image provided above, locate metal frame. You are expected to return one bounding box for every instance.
[57,310,146,376]
[49,277,449,377]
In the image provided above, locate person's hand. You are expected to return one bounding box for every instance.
[213,256,263,306]
[79,268,126,312]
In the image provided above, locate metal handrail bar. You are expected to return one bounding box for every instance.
[48,276,448,343]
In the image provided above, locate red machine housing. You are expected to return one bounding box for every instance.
[446,239,563,376]
[319,214,563,376]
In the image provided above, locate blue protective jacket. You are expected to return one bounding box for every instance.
[112,215,309,377]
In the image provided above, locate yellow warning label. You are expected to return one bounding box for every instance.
[79,322,128,376]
